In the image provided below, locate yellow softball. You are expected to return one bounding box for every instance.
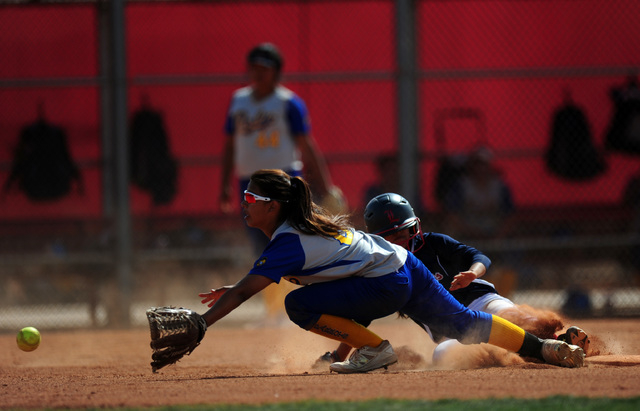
[16,326,41,352]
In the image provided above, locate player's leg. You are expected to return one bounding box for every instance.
[495,302,565,340]
[483,295,589,355]
[284,272,410,373]
[314,342,352,366]
[431,294,584,366]
[430,293,516,364]
[402,253,585,368]
[431,339,460,365]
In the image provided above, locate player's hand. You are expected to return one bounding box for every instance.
[449,271,477,291]
[199,286,233,307]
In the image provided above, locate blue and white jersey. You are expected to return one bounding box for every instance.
[249,222,408,285]
[225,85,310,179]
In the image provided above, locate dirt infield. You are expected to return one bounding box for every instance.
[1,318,640,409]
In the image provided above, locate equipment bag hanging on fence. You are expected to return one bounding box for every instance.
[3,118,82,201]
[546,95,606,180]
[605,75,640,155]
[129,105,178,206]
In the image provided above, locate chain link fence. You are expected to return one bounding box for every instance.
[1,0,639,330]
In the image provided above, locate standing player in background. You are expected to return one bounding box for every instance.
[441,146,519,295]
[317,193,590,366]
[219,43,346,324]
[200,169,584,373]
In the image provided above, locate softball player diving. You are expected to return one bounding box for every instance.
[317,193,590,366]
[199,169,585,373]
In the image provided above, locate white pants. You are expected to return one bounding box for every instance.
[431,293,515,365]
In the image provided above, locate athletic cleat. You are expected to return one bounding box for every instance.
[329,340,397,374]
[541,339,585,368]
[557,326,590,353]
[314,350,340,367]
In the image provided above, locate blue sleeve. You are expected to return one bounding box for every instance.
[286,95,310,136]
[248,233,305,283]
[428,233,491,270]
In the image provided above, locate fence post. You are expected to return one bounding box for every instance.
[111,0,133,327]
[396,0,419,206]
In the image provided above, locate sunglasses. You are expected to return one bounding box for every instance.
[243,190,272,204]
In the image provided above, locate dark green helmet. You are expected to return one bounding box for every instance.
[363,193,424,252]
[247,43,283,72]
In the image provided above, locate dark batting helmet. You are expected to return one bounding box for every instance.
[364,193,424,252]
[247,43,283,72]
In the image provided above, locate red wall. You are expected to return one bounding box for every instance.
[1,1,638,220]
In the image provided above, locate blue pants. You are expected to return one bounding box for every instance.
[285,252,493,344]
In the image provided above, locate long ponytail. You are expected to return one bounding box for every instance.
[250,169,350,237]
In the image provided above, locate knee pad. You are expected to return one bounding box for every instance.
[432,339,461,366]
[284,291,317,329]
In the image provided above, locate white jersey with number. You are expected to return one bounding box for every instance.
[225,85,310,179]
[248,222,408,285]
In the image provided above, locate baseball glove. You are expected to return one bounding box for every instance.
[146,306,207,372]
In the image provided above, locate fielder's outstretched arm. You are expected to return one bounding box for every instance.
[199,274,274,326]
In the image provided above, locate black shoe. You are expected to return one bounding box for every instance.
[314,350,340,367]
[557,326,590,353]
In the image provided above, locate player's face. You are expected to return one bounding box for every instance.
[249,63,278,96]
[241,182,275,231]
[383,228,412,250]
